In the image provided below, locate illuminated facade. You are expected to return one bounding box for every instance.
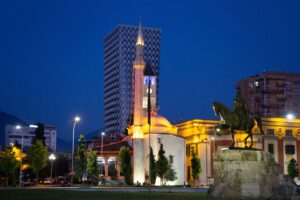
[5,124,57,151]
[176,117,300,186]
[127,23,185,185]
[104,24,161,135]
[236,71,300,118]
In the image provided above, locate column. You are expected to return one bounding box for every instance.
[210,140,214,178]
[105,159,109,177]
[297,140,300,180]
[278,139,284,173]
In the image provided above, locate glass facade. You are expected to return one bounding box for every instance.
[104,25,161,134]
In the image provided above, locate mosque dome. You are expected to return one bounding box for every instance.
[142,112,178,135]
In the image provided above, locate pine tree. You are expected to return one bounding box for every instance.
[149,146,156,185]
[86,151,99,184]
[118,146,132,185]
[288,158,298,179]
[156,143,168,185]
[191,152,201,185]
[165,155,177,183]
[75,135,87,181]
[32,123,46,146]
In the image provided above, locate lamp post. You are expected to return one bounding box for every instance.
[16,125,22,188]
[100,132,105,177]
[49,154,56,186]
[71,116,80,186]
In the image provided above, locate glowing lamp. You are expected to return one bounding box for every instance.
[74,116,81,122]
[49,154,56,161]
[286,113,295,120]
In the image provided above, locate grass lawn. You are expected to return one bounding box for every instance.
[0,189,235,200]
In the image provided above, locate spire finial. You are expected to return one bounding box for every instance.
[139,16,142,27]
[136,17,144,46]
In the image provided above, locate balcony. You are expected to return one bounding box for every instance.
[276,82,286,87]
[261,103,284,109]
[261,88,284,94]
[276,96,286,101]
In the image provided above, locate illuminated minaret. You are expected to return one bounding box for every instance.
[132,21,145,184]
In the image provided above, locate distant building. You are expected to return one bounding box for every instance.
[5,124,57,151]
[236,71,300,118]
[104,24,161,135]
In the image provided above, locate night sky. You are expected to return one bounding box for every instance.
[1,0,300,141]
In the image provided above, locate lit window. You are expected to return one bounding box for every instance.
[255,81,259,87]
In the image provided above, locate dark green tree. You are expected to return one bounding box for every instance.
[75,135,87,181]
[191,152,201,185]
[288,158,298,179]
[0,148,20,186]
[156,143,168,185]
[28,140,48,184]
[32,123,46,146]
[149,146,156,185]
[118,146,132,185]
[53,155,69,176]
[165,155,177,183]
[108,162,117,180]
[86,151,98,184]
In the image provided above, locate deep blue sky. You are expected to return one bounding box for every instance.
[1,0,300,141]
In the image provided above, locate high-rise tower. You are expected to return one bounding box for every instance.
[104,24,161,135]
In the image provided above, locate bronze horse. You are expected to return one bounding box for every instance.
[212,99,263,148]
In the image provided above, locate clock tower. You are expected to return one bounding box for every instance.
[143,63,157,113]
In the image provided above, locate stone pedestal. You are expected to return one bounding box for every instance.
[209,149,299,199]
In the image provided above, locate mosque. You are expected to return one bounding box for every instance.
[126,23,185,185]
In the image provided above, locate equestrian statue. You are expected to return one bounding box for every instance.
[212,92,263,148]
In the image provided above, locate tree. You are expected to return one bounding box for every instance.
[75,135,87,181]
[165,155,177,183]
[118,146,132,185]
[149,146,156,185]
[53,155,69,176]
[32,123,46,146]
[86,151,98,184]
[156,143,168,185]
[191,152,201,185]
[28,140,48,184]
[0,148,20,186]
[288,158,298,179]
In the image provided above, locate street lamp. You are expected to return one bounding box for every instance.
[49,154,56,186]
[16,125,22,188]
[286,113,295,120]
[100,132,105,177]
[71,116,80,186]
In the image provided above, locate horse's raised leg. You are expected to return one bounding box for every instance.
[249,133,253,149]
[231,130,235,148]
[244,134,249,148]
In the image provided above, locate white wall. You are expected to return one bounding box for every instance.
[144,133,186,185]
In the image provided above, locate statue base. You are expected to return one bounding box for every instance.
[208,149,299,199]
